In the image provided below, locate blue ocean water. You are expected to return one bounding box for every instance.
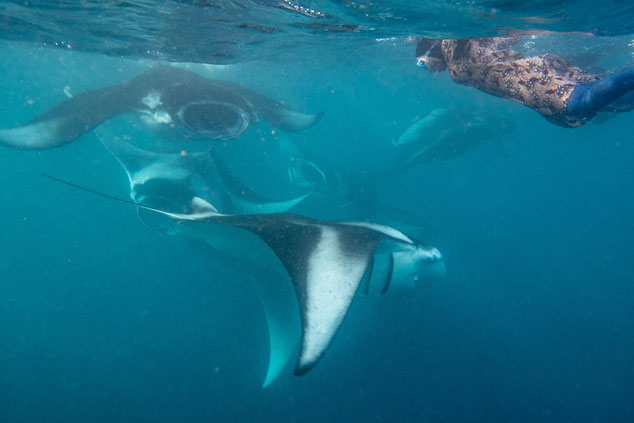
[1,2,634,422]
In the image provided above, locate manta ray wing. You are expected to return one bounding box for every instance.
[231,217,383,375]
[0,83,135,149]
[290,224,377,375]
[208,150,311,214]
[242,265,301,387]
[177,224,301,388]
[209,80,324,132]
[94,126,212,188]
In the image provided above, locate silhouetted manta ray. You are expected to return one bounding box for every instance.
[0,65,322,149]
[43,174,446,386]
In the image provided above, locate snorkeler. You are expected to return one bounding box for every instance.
[415,37,634,128]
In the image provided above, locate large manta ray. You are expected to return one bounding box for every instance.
[0,65,322,149]
[44,175,446,387]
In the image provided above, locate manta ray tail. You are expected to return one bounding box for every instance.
[41,173,145,208]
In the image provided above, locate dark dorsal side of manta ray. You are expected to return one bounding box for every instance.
[43,174,445,383]
[0,65,323,150]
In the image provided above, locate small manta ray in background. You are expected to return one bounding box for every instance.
[42,174,446,387]
[391,106,515,170]
[0,65,323,150]
[278,106,516,222]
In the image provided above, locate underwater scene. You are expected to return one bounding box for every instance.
[0,1,633,422]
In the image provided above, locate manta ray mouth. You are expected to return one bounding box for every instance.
[178,101,250,140]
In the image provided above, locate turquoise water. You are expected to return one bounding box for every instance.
[1,3,634,422]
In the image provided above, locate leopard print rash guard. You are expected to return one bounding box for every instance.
[439,38,600,128]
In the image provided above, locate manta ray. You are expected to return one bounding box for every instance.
[280,107,516,221]
[43,174,446,387]
[92,126,312,234]
[0,65,322,150]
[392,107,515,169]
[83,127,324,386]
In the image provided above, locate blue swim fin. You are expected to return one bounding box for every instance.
[568,67,634,119]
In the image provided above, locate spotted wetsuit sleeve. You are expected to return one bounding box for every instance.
[440,38,600,128]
